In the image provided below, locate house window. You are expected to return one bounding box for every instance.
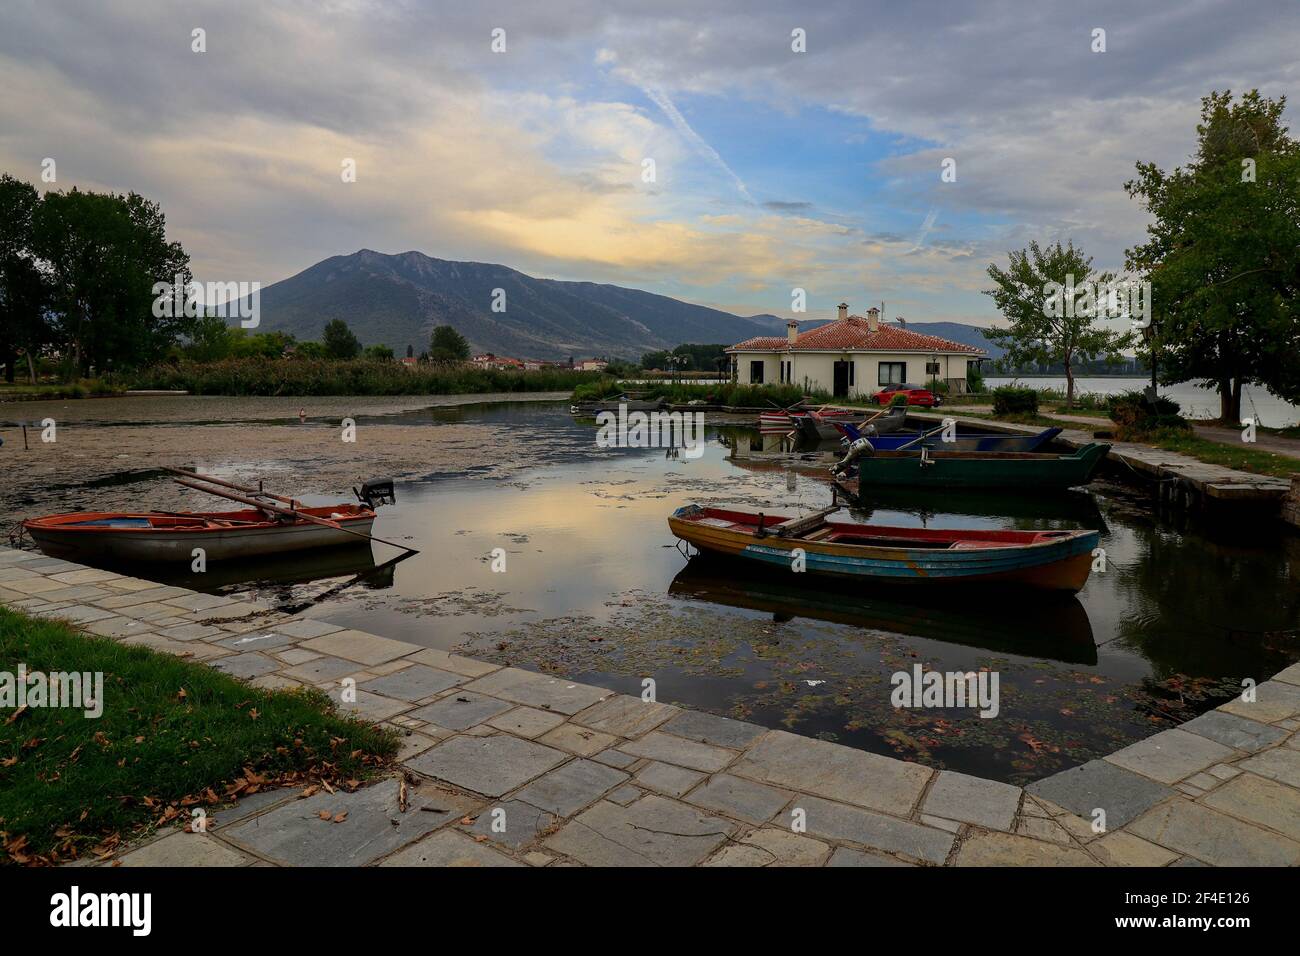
[750,360,764,384]
[925,361,941,376]
[879,362,906,385]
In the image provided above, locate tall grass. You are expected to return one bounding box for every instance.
[124,358,602,396]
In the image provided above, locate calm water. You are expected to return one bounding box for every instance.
[987,376,1300,428]
[43,400,1300,784]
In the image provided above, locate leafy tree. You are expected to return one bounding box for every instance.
[429,324,470,363]
[32,186,191,375]
[228,329,295,358]
[983,240,1132,407]
[364,343,394,360]
[294,341,328,359]
[1125,90,1300,421]
[0,175,53,382]
[406,343,414,359]
[321,319,361,360]
[185,315,235,362]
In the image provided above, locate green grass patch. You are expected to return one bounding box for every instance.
[123,358,601,396]
[0,607,396,864]
[1131,428,1300,479]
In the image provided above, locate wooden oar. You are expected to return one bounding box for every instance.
[170,475,417,553]
[164,467,300,507]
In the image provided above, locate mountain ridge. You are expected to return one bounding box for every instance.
[247,249,1005,361]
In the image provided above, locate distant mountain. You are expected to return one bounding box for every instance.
[247,250,789,361]
[901,322,1006,360]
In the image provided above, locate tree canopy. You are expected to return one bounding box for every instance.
[322,319,362,360]
[983,240,1132,407]
[429,324,470,363]
[1125,89,1300,420]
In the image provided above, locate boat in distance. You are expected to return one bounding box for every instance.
[668,504,1100,592]
[832,422,1064,452]
[23,505,377,563]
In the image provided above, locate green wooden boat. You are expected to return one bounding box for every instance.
[834,442,1111,490]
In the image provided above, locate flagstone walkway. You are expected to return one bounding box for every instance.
[3,544,1299,867]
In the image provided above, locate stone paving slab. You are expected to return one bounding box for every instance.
[300,629,424,666]
[922,771,1021,831]
[460,799,557,849]
[1218,680,1300,723]
[222,778,477,866]
[704,827,830,867]
[1180,710,1288,752]
[572,694,679,737]
[460,668,613,715]
[406,691,514,730]
[619,730,737,772]
[407,734,569,797]
[1200,772,1300,842]
[380,829,523,867]
[1104,728,1237,785]
[685,772,792,824]
[732,730,931,815]
[633,762,706,799]
[660,710,767,749]
[513,758,629,816]
[1027,759,1176,828]
[954,831,1099,867]
[116,832,253,867]
[1127,798,1300,867]
[543,794,736,866]
[359,664,466,701]
[789,795,954,864]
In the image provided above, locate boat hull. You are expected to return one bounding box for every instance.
[24,509,375,563]
[669,506,1099,592]
[843,442,1109,489]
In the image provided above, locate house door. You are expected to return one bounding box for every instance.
[832,361,851,397]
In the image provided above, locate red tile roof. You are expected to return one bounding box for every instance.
[728,316,983,355]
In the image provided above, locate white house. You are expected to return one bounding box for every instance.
[726,303,985,398]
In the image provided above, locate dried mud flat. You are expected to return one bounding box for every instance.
[0,393,571,522]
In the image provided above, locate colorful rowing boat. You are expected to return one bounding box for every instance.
[24,505,378,563]
[834,442,1111,490]
[832,422,1063,452]
[668,504,1100,592]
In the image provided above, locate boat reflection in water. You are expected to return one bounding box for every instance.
[668,555,1098,666]
[75,542,396,595]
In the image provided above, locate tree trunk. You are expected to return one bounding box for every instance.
[1064,359,1075,409]
[1231,378,1244,424]
[1218,378,1237,423]
[25,352,36,386]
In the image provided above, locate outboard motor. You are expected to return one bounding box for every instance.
[355,477,396,509]
[831,437,875,477]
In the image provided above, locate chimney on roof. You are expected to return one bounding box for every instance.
[786,319,798,345]
[866,307,880,332]
[837,302,849,322]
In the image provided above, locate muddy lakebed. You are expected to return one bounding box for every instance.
[4,394,1298,785]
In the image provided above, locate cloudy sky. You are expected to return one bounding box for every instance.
[2,0,1296,326]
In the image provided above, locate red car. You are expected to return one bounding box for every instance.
[870,383,941,407]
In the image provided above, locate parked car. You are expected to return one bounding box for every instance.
[870,383,941,407]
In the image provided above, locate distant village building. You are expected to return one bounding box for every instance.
[726,303,984,397]
[471,353,525,370]
[578,358,608,372]
[400,356,418,369]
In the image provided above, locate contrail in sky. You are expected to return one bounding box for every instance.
[640,84,754,204]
